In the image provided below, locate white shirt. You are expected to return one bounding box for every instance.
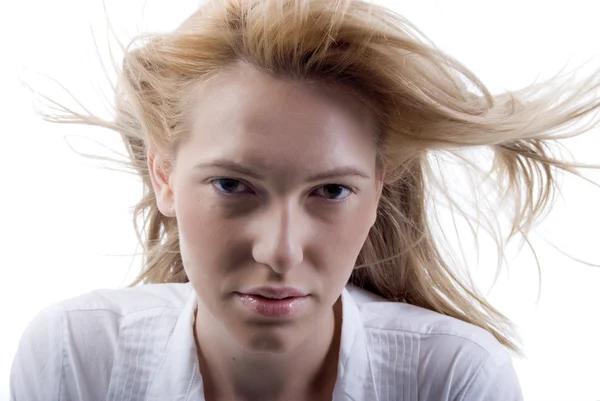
[10,283,523,401]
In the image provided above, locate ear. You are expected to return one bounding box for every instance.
[148,152,176,218]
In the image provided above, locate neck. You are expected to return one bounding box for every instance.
[194,298,342,401]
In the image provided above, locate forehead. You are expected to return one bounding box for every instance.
[179,63,377,173]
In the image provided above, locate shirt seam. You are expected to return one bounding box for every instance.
[62,305,182,317]
[58,307,66,401]
[363,326,501,356]
[456,356,492,401]
[145,312,183,400]
[184,361,199,401]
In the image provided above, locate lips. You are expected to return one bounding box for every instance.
[240,287,308,300]
[235,287,310,318]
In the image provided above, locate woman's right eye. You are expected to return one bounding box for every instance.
[211,178,251,195]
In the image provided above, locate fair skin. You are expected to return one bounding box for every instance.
[149,62,384,401]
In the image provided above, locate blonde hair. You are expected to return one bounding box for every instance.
[35,0,600,358]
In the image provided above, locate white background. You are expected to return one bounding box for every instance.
[1,1,599,400]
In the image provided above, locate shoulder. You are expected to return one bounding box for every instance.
[25,282,193,355]
[347,285,508,358]
[10,283,194,401]
[345,285,523,400]
[55,281,193,315]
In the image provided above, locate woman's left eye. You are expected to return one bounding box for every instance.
[313,184,353,200]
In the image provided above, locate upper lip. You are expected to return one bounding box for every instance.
[238,287,309,299]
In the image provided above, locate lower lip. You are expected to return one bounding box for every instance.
[235,293,309,318]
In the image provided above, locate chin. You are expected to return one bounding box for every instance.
[236,326,300,355]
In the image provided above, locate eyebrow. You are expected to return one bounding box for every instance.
[194,159,371,182]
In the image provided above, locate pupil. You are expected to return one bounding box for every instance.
[323,184,342,198]
[221,179,238,192]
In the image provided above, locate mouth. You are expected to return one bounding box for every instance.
[234,287,310,318]
[238,286,309,300]
[243,294,297,300]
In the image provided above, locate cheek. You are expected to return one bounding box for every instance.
[332,200,375,248]
[174,193,235,284]
[317,203,375,276]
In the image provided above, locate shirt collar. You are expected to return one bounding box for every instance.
[146,283,204,401]
[333,286,379,401]
[148,284,378,401]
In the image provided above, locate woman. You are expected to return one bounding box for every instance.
[10,0,600,400]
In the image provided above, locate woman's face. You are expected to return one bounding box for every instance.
[150,63,383,353]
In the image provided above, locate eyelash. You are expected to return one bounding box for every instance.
[209,178,356,203]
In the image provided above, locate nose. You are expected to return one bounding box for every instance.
[251,202,305,274]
